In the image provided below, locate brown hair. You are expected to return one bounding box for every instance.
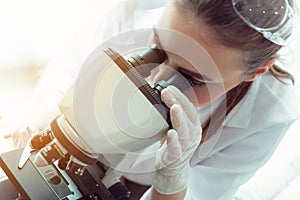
[174,0,295,141]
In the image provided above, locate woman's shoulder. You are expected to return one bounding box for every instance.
[222,73,300,129]
[240,72,300,130]
[256,73,300,121]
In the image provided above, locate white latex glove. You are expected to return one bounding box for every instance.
[12,109,59,149]
[12,128,35,149]
[11,63,73,149]
[153,86,202,195]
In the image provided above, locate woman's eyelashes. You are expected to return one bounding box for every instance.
[189,77,207,88]
[179,70,207,88]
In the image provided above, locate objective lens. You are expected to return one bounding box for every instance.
[34,140,65,167]
[30,129,53,149]
[66,158,86,176]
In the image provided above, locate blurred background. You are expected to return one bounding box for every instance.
[0,0,299,199]
[0,0,118,134]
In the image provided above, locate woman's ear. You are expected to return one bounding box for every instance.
[244,59,275,82]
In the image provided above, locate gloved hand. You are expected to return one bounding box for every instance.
[153,86,202,195]
[12,63,72,149]
[12,116,51,149]
[12,128,34,148]
[12,114,54,149]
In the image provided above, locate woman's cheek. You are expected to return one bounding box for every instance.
[186,85,226,107]
[185,87,211,106]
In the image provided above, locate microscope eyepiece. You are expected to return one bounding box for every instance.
[138,43,166,65]
[127,44,166,77]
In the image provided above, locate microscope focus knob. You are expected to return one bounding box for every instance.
[109,182,130,200]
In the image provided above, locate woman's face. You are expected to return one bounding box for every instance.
[149,3,248,106]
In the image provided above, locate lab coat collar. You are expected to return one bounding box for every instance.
[221,77,262,128]
[191,78,262,163]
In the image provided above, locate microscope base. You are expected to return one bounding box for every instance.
[0,148,117,200]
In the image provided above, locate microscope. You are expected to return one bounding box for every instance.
[0,39,193,199]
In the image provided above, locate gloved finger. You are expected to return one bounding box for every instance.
[191,123,202,144]
[162,86,199,125]
[12,128,32,148]
[161,87,179,109]
[170,104,190,151]
[161,129,182,167]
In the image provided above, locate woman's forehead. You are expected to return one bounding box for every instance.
[154,4,244,82]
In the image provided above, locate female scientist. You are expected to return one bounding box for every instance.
[122,0,300,199]
[12,0,299,199]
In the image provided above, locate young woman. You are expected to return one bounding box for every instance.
[11,0,299,199]
[121,0,300,199]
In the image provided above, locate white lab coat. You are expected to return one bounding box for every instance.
[186,73,300,199]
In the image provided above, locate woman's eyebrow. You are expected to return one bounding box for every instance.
[153,26,216,84]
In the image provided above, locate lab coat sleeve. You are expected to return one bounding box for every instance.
[184,120,296,200]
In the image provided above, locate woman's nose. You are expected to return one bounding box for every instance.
[146,63,191,93]
[151,63,177,85]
